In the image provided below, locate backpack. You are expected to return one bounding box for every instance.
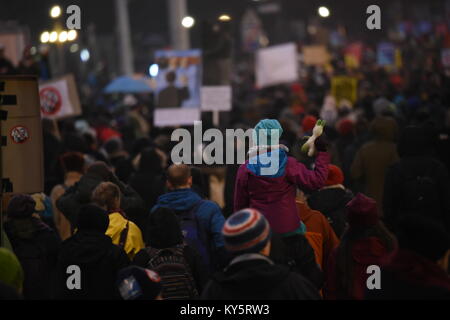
[145,245,199,300]
[175,200,211,270]
[399,167,439,213]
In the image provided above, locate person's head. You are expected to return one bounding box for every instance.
[138,147,163,173]
[92,182,121,211]
[394,214,449,269]
[0,248,24,294]
[166,164,192,190]
[166,71,177,84]
[76,204,109,233]
[104,137,123,156]
[252,119,283,146]
[147,207,183,249]
[325,164,344,187]
[86,161,112,181]
[222,208,272,257]
[60,152,85,174]
[7,194,36,219]
[117,266,162,300]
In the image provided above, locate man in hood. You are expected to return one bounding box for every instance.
[201,208,321,300]
[151,164,226,271]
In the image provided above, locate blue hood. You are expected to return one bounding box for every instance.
[152,189,201,212]
[246,148,288,178]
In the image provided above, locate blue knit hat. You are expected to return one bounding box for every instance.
[223,208,271,254]
[253,119,283,146]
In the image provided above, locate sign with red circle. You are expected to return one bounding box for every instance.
[40,86,62,116]
[10,125,30,144]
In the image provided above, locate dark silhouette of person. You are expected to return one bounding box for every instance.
[157,71,190,108]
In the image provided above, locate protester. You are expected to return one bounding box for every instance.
[133,207,207,299]
[55,204,129,299]
[351,116,399,213]
[56,161,145,231]
[383,126,450,231]
[325,193,397,300]
[296,190,340,270]
[234,119,330,236]
[308,164,353,237]
[201,208,321,300]
[116,266,162,300]
[50,152,85,240]
[92,182,145,260]
[4,194,60,299]
[366,214,450,299]
[152,164,226,271]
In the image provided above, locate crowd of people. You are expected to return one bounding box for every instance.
[1,13,450,300]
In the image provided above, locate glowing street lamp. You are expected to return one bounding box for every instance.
[49,31,58,43]
[218,14,231,22]
[67,30,77,41]
[318,6,330,18]
[50,5,62,18]
[58,31,68,43]
[40,31,50,43]
[181,16,195,28]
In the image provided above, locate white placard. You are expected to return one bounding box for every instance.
[39,75,81,119]
[201,86,232,111]
[154,108,201,127]
[256,43,298,88]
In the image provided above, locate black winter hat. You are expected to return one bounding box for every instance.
[7,194,36,219]
[76,204,109,233]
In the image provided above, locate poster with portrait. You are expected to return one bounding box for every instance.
[153,49,202,127]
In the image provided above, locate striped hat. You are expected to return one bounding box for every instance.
[222,208,271,254]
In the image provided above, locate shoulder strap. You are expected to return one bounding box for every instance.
[118,221,129,248]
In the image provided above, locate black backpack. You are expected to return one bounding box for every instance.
[145,245,199,300]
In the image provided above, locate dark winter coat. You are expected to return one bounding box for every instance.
[201,254,321,300]
[55,230,129,300]
[4,217,60,300]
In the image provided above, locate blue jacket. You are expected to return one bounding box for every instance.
[152,189,225,250]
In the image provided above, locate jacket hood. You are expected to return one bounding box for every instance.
[351,237,395,265]
[213,255,290,292]
[154,189,201,211]
[60,231,115,264]
[246,145,288,178]
[386,249,450,291]
[369,116,398,142]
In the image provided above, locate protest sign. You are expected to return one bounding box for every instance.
[39,74,81,119]
[377,42,396,66]
[256,43,298,88]
[331,76,358,105]
[302,45,330,66]
[201,86,232,112]
[344,42,363,68]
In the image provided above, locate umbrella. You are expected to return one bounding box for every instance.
[103,76,152,93]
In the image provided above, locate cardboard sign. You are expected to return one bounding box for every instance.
[256,43,298,88]
[302,45,330,66]
[201,86,232,111]
[331,76,358,105]
[39,74,81,119]
[154,108,201,127]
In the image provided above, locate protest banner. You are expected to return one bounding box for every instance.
[344,42,363,68]
[201,86,232,112]
[377,42,396,66]
[153,49,202,127]
[331,76,358,105]
[39,74,81,120]
[256,43,298,88]
[302,45,330,66]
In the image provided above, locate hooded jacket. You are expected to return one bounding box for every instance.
[152,189,226,264]
[366,249,450,300]
[55,231,129,300]
[201,253,321,300]
[234,145,330,234]
[4,217,60,300]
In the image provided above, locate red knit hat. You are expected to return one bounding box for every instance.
[302,115,317,133]
[337,119,354,136]
[346,193,379,229]
[326,164,344,186]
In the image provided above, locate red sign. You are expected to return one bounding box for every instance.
[40,86,62,116]
[10,125,30,144]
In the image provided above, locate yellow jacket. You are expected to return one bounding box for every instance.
[106,212,145,260]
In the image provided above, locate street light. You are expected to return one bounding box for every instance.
[318,6,330,18]
[49,31,58,43]
[181,16,195,28]
[40,31,50,43]
[80,49,90,62]
[58,31,68,43]
[50,5,62,18]
[149,64,159,77]
[67,30,77,41]
[218,14,231,22]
